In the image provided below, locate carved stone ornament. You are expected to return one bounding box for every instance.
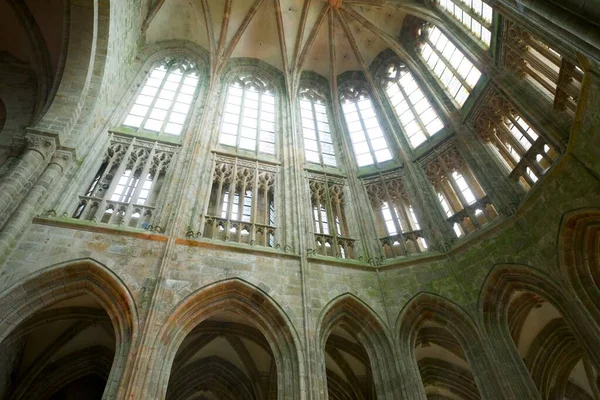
[49,150,74,172]
[25,134,56,159]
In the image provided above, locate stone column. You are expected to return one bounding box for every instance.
[0,150,72,264]
[0,133,56,229]
[481,328,542,399]
[570,58,600,178]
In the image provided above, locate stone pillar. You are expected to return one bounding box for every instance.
[0,133,56,229]
[395,344,428,400]
[0,150,72,264]
[483,326,542,399]
[570,58,600,178]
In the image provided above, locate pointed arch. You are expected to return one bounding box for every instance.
[396,292,502,400]
[478,264,600,376]
[138,278,304,400]
[558,207,600,325]
[317,293,399,400]
[0,258,138,400]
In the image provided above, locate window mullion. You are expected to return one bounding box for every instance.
[396,82,430,139]
[356,103,378,166]
[236,88,247,149]
[139,70,170,132]
[449,0,490,28]
[427,38,472,90]
[324,181,336,238]
[522,52,560,83]
[256,91,263,155]
[160,72,187,135]
[504,114,536,145]
[311,102,325,166]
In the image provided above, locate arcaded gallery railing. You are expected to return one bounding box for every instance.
[364,170,428,258]
[308,173,355,259]
[422,143,498,238]
[202,154,278,248]
[73,134,177,230]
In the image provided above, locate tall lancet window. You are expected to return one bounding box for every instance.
[123,59,200,136]
[420,26,482,106]
[340,86,393,167]
[219,75,276,156]
[437,0,493,46]
[382,63,444,148]
[298,86,337,167]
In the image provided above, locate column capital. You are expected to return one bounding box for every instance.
[24,133,56,160]
[49,149,74,172]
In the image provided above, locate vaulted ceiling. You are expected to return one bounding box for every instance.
[143,0,432,81]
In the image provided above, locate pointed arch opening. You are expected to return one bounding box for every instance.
[0,259,137,400]
[479,264,600,399]
[142,278,303,400]
[397,293,501,400]
[317,294,399,400]
[558,208,600,326]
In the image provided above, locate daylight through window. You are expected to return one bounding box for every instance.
[421,26,482,106]
[124,60,199,136]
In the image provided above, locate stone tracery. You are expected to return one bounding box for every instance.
[0,0,598,399]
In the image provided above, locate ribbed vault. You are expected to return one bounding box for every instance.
[143,0,434,87]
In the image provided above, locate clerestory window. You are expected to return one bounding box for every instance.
[382,63,444,148]
[123,59,200,136]
[298,87,337,167]
[475,93,558,190]
[219,75,276,156]
[340,86,393,167]
[420,26,482,106]
[424,147,497,237]
[437,0,493,46]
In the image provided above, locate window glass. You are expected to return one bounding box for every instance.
[299,91,337,167]
[438,0,492,46]
[341,90,393,167]
[124,62,200,136]
[384,65,444,148]
[421,26,482,106]
[219,77,276,155]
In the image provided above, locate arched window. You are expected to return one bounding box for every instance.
[420,25,482,106]
[299,86,337,167]
[123,59,200,136]
[340,86,392,167]
[437,0,493,46]
[219,75,276,156]
[382,63,444,148]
